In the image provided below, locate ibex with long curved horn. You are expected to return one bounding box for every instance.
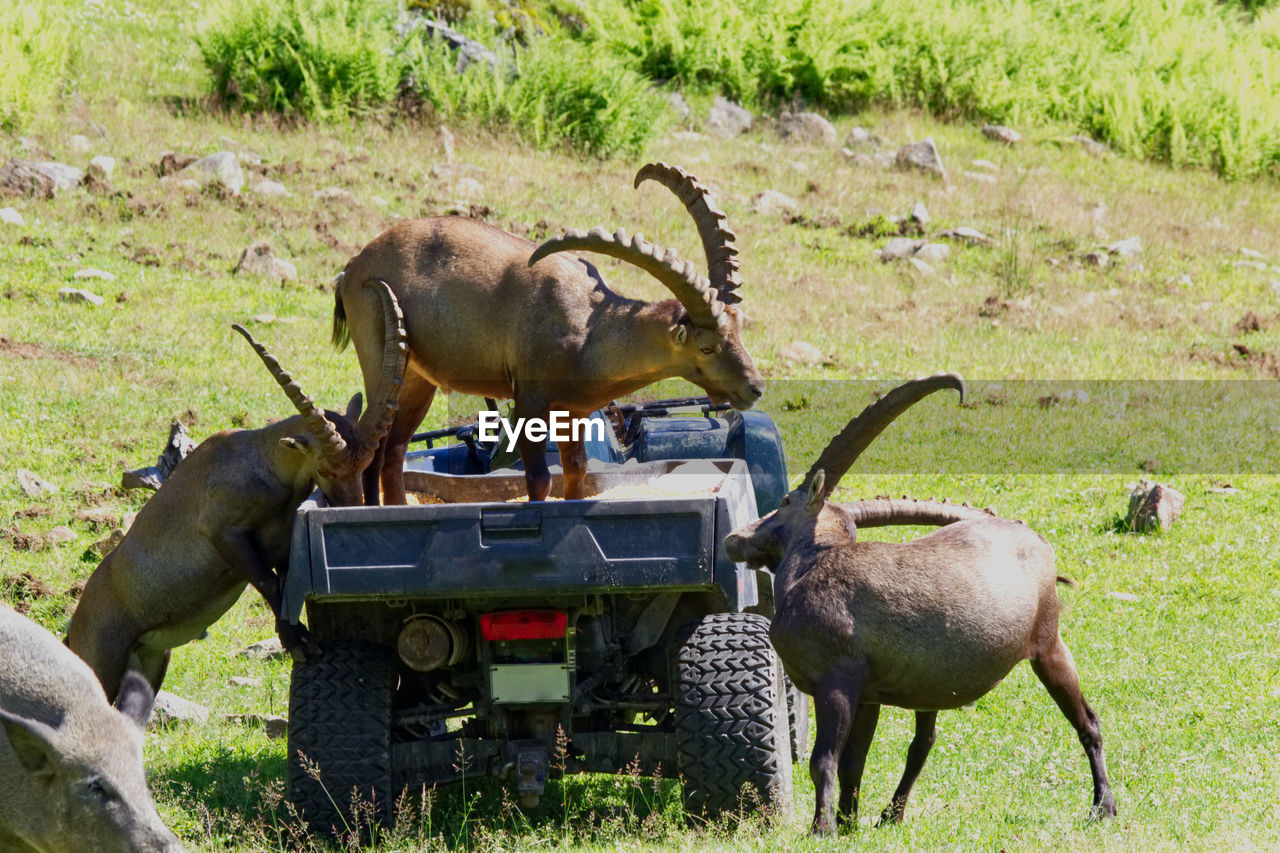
[67,280,407,705]
[333,162,764,504]
[725,375,1116,833]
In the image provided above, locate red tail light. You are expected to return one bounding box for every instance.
[479,610,567,642]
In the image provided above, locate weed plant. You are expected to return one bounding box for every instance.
[0,0,72,131]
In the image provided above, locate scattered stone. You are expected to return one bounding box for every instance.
[894,138,946,179]
[880,237,925,262]
[1126,480,1184,533]
[780,340,824,365]
[44,526,76,546]
[1083,251,1110,267]
[1237,311,1265,333]
[225,713,288,740]
[909,202,929,228]
[250,178,290,198]
[1,159,56,198]
[183,151,244,194]
[667,92,690,120]
[1038,389,1090,407]
[938,227,991,245]
[707,97,752,138]
[74,268,116,282]
[846,127,882,147]
[237,637,286,659]
[982,124,1022,145]
[74,507,130,529]
[1071,135,1110,157]
[399,16,498,70]
[1106,236,1142,257]
[454,177,483,198]
[778,111,837,145]
[313,186,355,206]
[35,162,85,191]
[68,134,91,155]
[228,676,261,687]
[123,421,197,492]
[1207,484,1239,495]
[235,241,297,282]
[0,207,23,226]
[157,151,197,177]
[751,190,799,216]
[961,170,997,184]
[970,159,1000,172]
[908,257,935,276]
[86,528,126,558]
[88,156,116,180]
[914,243,951,263]
[249,313,277,325]
[152,691,210,727]
[1107,591,1139,603]
[1238,247,1265,260]
[18,469,57,499]
[58,287,105,307]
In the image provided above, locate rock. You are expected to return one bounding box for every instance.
[88,156,116,180]
[751,190,798,216]
[846,127,882,147]
[34,162,84,191]
[151,691,210,727]
[68,134,91,154]
[74,268,116,282]
[454,177,483,198]
[74,507,127,529]
[86,528,126,558]
[961,170,997,184]
[399,16,498,70]
[225,713,288,740]
[778,111,837,145]
[908,257,935,276]
[1239,247,1265,260]
[909,202,929,227]
[1107,591,1139,603]
[313,186,355,206]
[1126,480,1184,533]
[236,241,297,282]
[1,159,56,198]
[1083,251,1110,267]
[938,226,991,245]
[667,92,690,120]
[1071,135,1109,157]
[970,159,1000,172]
[915,243,951,263]
[123,421,197,492]
[250,178,290,198]
[780,340,824,365]
[880,237,925,262]
[707,97,752,138]
[121,469,163,491]
[0,207,23,226]
[183,151,244,194]
[44,526,76,546]
[1106,236,1142,257]
[237,637,286,659]
[894,138,946,179]
[157,151,197,177]
[228,676,261,687]
[982,124,1021,145]
[250,313,277,325]
[58,287,105,306]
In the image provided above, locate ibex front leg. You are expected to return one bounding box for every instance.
[211,528,311,660]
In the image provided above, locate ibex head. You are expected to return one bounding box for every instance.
[529,162,765,409]
[233,279,408,506]
[725,374,966,567]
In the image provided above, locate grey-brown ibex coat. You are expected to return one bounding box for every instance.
[725,375,1117,833]
[67,281,407,704]
[333,162,764,505]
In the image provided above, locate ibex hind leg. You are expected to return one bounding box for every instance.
[1030,634,1117,820]
[877,710,937,825]
[375,373,436,505]
[809,669,865,835]
[837,702,880,827]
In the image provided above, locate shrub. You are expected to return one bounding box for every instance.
[198,0,399,121]
[0,0,71,131]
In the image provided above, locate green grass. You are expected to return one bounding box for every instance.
[4,0,1280,848]
[0,0,72,131]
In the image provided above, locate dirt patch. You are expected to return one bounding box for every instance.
[1,571,54,613]
[0,336,97,369]
[1188,343,1280,378]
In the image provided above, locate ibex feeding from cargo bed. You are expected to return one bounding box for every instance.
[725,374,1117,834]
[67,280,407,703]
[2,605,184,853]
[333,162,764,504]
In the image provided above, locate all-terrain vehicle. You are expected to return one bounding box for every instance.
[279,399,807,831]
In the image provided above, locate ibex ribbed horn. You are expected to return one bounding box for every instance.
[233,324,348,463]
[805,373,966,497]
[352,279,409,458]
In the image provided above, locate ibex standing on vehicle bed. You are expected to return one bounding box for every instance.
[333,162,764,504]
[725,375,1117,834]
[67,281,407,704]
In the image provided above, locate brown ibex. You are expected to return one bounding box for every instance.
[333,162,764,504]
[67,281,407,704]
[725,375,1117,834]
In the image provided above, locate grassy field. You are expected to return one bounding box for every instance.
[4,0,1280,850]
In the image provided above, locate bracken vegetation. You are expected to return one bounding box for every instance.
[0,0,72,131]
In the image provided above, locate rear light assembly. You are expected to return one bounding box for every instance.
[479,609,567,642]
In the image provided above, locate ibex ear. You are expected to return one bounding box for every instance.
[114,671,156,729]
[344,392,363,421]
[805,469,826,512]
[280,435,313,455]
[670,323,688,345]
[0,708,58,780]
